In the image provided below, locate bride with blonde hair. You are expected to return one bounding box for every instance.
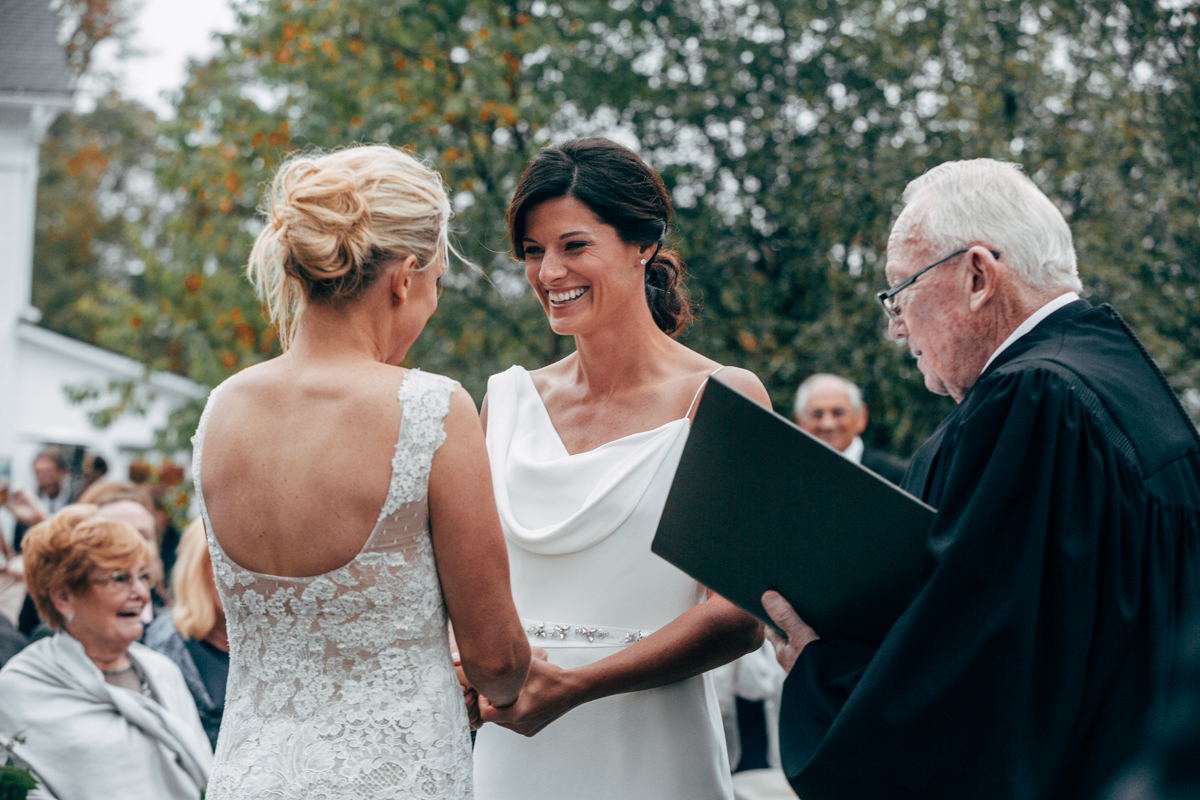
[192,144,530,799]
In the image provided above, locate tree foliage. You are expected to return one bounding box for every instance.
[33,0,1200,460]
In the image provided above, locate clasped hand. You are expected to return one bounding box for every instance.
[455,648,581,737]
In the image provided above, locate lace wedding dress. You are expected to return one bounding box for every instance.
[192,369,472,799]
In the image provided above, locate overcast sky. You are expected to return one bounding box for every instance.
[89,0,237,117]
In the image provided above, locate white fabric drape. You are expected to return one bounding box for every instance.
[0,631,212,800]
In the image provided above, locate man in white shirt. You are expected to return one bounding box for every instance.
[791,374,907,484]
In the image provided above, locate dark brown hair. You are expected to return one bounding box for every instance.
[506,138,694,337]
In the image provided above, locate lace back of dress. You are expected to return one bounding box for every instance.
[191,369,472,800]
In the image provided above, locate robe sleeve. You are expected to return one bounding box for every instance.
[779,365,1152,800]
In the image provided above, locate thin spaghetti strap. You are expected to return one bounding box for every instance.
[686,366,727,418]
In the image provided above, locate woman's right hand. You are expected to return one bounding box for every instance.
[454,655,482,729]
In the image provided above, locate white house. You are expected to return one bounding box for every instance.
[1,0,205,540]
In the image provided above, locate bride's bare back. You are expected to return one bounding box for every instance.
[200,357,409,578]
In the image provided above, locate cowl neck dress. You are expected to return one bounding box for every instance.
[472,365,733,800]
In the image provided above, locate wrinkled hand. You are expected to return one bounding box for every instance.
[477,650,576,737]
[8,489,47,527]
[762,591,819,675]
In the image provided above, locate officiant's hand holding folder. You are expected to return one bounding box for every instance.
[652,377,937,646]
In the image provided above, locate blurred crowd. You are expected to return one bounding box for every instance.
[0,447,227,798]
[0,371,902,799]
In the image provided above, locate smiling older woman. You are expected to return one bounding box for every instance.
[0,505,212,800]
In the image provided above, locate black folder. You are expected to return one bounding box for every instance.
[652,376,936,646]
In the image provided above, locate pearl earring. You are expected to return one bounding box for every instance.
[640,259,647,265]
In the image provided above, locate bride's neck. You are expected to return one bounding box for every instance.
[570,310,677,396]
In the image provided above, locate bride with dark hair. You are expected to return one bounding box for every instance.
[470,138,768,800]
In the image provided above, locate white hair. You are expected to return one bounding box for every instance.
[793,374,863,418]
[889,159,1081,292]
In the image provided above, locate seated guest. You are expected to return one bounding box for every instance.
[0,529,25,632]
[765,159,1200,800]
[0,505,211,799]
[0,614,25,668]
[79,482,170,615]
[792,373,907,483]
[145,519,228,749]
[9,447,75,553]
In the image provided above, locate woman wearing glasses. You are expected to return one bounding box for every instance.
[0,504,212,799]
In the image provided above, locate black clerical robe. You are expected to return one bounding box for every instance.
[779,301,1200,800]
[860,446,907,485]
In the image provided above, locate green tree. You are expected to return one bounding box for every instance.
[558,0,1200,452]
[33,95,160,344]
[35,0,1200,462]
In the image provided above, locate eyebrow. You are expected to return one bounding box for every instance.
[521,230,592,244]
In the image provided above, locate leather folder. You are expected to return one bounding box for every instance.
[652,376,936,646]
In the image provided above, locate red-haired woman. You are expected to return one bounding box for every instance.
[0,505,211,799]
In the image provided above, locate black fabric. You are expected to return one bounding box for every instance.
[184,637,229,709]
[0,613,27,667]
[860,447,908,485]
[159,523,181,589]
[734,698,770,773]
[17,593,39,637]
[143,613,227,749]
[778,301,1200,800]
[1104,613,1200,800]
[12,520,28,553]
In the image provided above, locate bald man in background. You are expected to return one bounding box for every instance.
[792,374,908,485]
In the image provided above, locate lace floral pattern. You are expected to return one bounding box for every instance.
[192,369,471,799]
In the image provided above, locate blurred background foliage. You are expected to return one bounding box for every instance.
[32,0,1200,458]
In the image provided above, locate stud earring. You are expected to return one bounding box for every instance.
[640,259,647,265]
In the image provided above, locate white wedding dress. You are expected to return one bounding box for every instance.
[473,366,733,800]
[192,369,473,799]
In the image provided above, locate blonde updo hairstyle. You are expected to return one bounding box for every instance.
[248,145,453,348]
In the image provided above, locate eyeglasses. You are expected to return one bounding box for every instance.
[877,247,1000,321]
[91,570,156,591]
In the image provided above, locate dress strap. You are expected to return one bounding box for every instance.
[377,369,461,521]
[685,366,727,419]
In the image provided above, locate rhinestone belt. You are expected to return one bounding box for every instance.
[521,618,655,646]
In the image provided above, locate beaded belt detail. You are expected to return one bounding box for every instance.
[521,618,654,645]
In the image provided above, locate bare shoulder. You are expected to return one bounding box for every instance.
[713,366,771,405]
[443,385,481,425]
[685,364,771,418]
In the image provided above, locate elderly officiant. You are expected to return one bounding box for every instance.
[763,159,1200,800]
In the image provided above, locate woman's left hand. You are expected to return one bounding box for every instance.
[477,653,580,737]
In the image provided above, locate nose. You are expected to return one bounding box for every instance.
[538,252,569,285]
[131,576,152,601]
[887,316,908,341]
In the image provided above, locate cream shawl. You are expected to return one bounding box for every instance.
[0,631,212,799]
